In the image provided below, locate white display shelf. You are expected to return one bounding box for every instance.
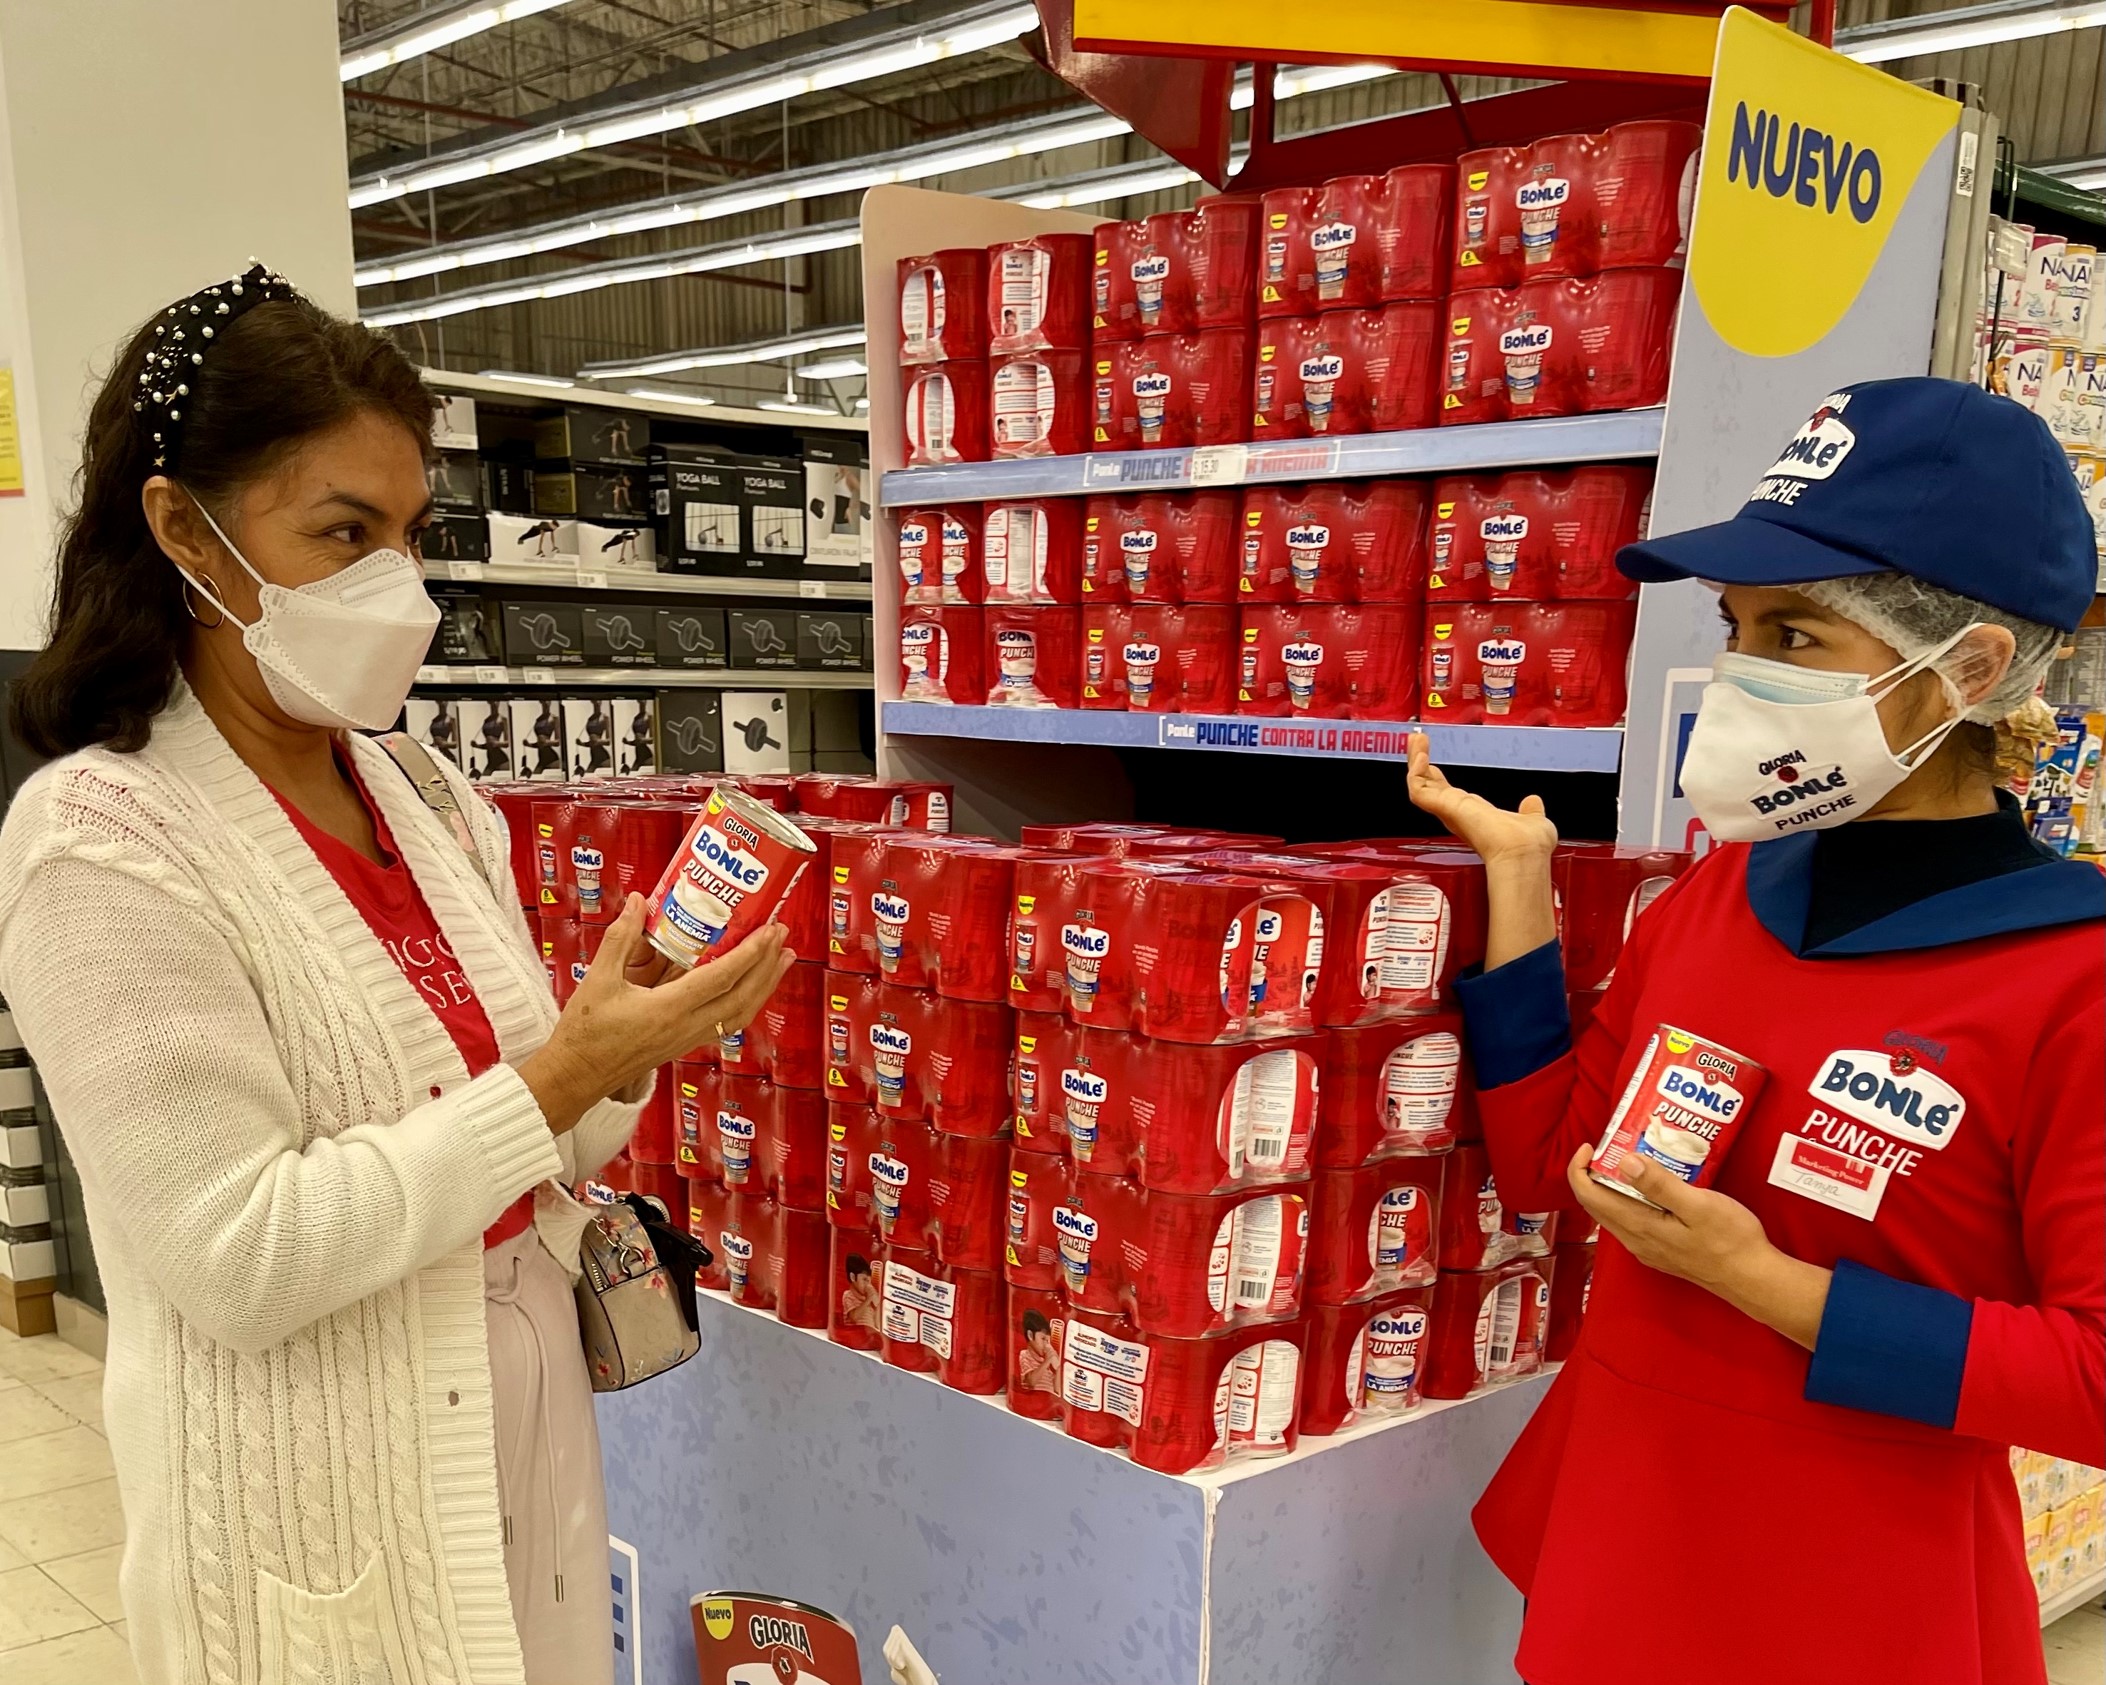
[416,664,871,690]
[2039,1567,2106,1628]
[425,559,874,602]
[884,699,1624,772]
[878,407,1666,507]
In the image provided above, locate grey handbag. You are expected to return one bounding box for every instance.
[573,1190,704,1392]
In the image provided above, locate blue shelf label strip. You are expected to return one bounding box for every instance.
[879,409,1666,508]
[881,703,1623,773]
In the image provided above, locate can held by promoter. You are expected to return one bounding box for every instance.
[644,785,816,968]
[1588,1026,1766,1205]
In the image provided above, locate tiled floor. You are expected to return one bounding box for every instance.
[0,1323,135,1685]
[0,1319,2100,1683]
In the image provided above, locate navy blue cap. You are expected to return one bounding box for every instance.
[1618,377,2097,633]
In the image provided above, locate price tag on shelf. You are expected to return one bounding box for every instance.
[1188,444,1248,486]
[799,579,830,598]
[473,665,507,685]
[415,666,445,685]
[445,560,485,581]
[575,568,609,591]
[522,667,558,686]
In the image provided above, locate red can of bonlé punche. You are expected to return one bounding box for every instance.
[644,784,816,969]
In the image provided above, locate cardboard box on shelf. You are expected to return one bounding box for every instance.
[488,512,580,565]
[483,457,537,515]
[723,691,793,774]
[797,610,868,671]
[402,698,466,770]
[427,451,483,511]
[729,608,800,671]
[458,696,516,780]
[534,405,651,465]
[501,600,587,667]
[579,603,658,667]
[610,695,659,776]
[803,435,872,577]
[657,689,725,773]
[659,453,745,569]
[740,458,809,575]
[431,393,478,452]
[655,606,729,669]
[508,697,569,780]
[577,519,658,571]
[560,696,621,779]
[423,511,490,563]
[431,588,499,663]
[533,463,652,523]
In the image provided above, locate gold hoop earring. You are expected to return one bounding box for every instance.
[181,578,225,629]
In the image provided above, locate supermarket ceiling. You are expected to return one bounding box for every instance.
[339,0,2106,406]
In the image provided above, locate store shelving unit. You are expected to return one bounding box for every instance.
[415,663,869,689]
[878,406,1665,505]
[2039,1567,2106,1629]
[885,700,1625,771]
[423,559,874,602]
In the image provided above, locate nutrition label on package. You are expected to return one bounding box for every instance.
[899,269,945,353]
[1227,1340,1300,1447]
[1380,883,1451,992]
[1222,1051,1307,1176]
[1210,1198,1290,1313]
[991,362,1054,448]
[998,249,1050,339]
[983,506,1047,595]
[1475,1278,1523,1378]
[1062,1320,1148,1425]
[1380,1032,1462,1141]
[881,1262,956,1358]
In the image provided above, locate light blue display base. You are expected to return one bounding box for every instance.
[598,1291,1548,1685]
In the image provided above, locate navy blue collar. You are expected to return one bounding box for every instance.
[1746,831,2106,956]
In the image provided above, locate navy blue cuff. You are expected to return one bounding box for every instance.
[1804,1258,1972,1429]
[1453,939,1572,1089]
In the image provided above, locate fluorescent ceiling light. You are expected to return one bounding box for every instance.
[582,327,866,381]
[1229,63,1395,110]
[795,357,869,380]
[363,224,862,326]
[1837,0,2106,63]
[346,0,1041,207]
[625,387,718,407]
[355,106,1124,286]
[341,0,575,81]
[855,397,870,409]
[1016,161,1202,208]
[759,400,837,415]
[477,368,574,387]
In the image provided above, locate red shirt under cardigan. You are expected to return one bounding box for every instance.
[1456,839,2104,1685]
[275,768,536,1250]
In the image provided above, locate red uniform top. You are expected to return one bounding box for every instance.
[1456,836,2105,1685]
[276,769,536,1249]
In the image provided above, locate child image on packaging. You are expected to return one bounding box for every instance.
[471,700,510,777]
[572,700,615,776]
[526,699,564,775]
[1018,1308,1061,1394]
[842,1254,882,1331]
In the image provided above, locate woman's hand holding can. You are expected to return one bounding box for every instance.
[520,893,794,1134]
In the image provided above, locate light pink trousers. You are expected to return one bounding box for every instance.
[485,1226,613,1685]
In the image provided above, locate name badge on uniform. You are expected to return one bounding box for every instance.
[1766,1135,1891,1220]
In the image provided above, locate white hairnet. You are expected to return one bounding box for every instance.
[1797,571,2062,725]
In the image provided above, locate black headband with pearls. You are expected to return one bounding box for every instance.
[135,260,299,471]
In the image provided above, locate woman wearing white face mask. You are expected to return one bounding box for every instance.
[1407,377,2103,1685]
[0,267,793,1684]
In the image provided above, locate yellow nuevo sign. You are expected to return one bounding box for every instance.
[1687,9,1958,358]
[1073,0,1731,81]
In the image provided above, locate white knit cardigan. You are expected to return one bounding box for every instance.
[0,682,639,1685]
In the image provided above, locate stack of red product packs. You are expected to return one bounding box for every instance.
[1251,165,1452,439]
[1420,463,1652,726]
[1441,121,1697,425]
[899,247,990,467]
[1078,491,1239,713]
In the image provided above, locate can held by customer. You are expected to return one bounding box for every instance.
[1588,1025,1765,1205]
[646,785,816,968]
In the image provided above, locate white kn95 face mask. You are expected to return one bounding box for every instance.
[177,492,440,732]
